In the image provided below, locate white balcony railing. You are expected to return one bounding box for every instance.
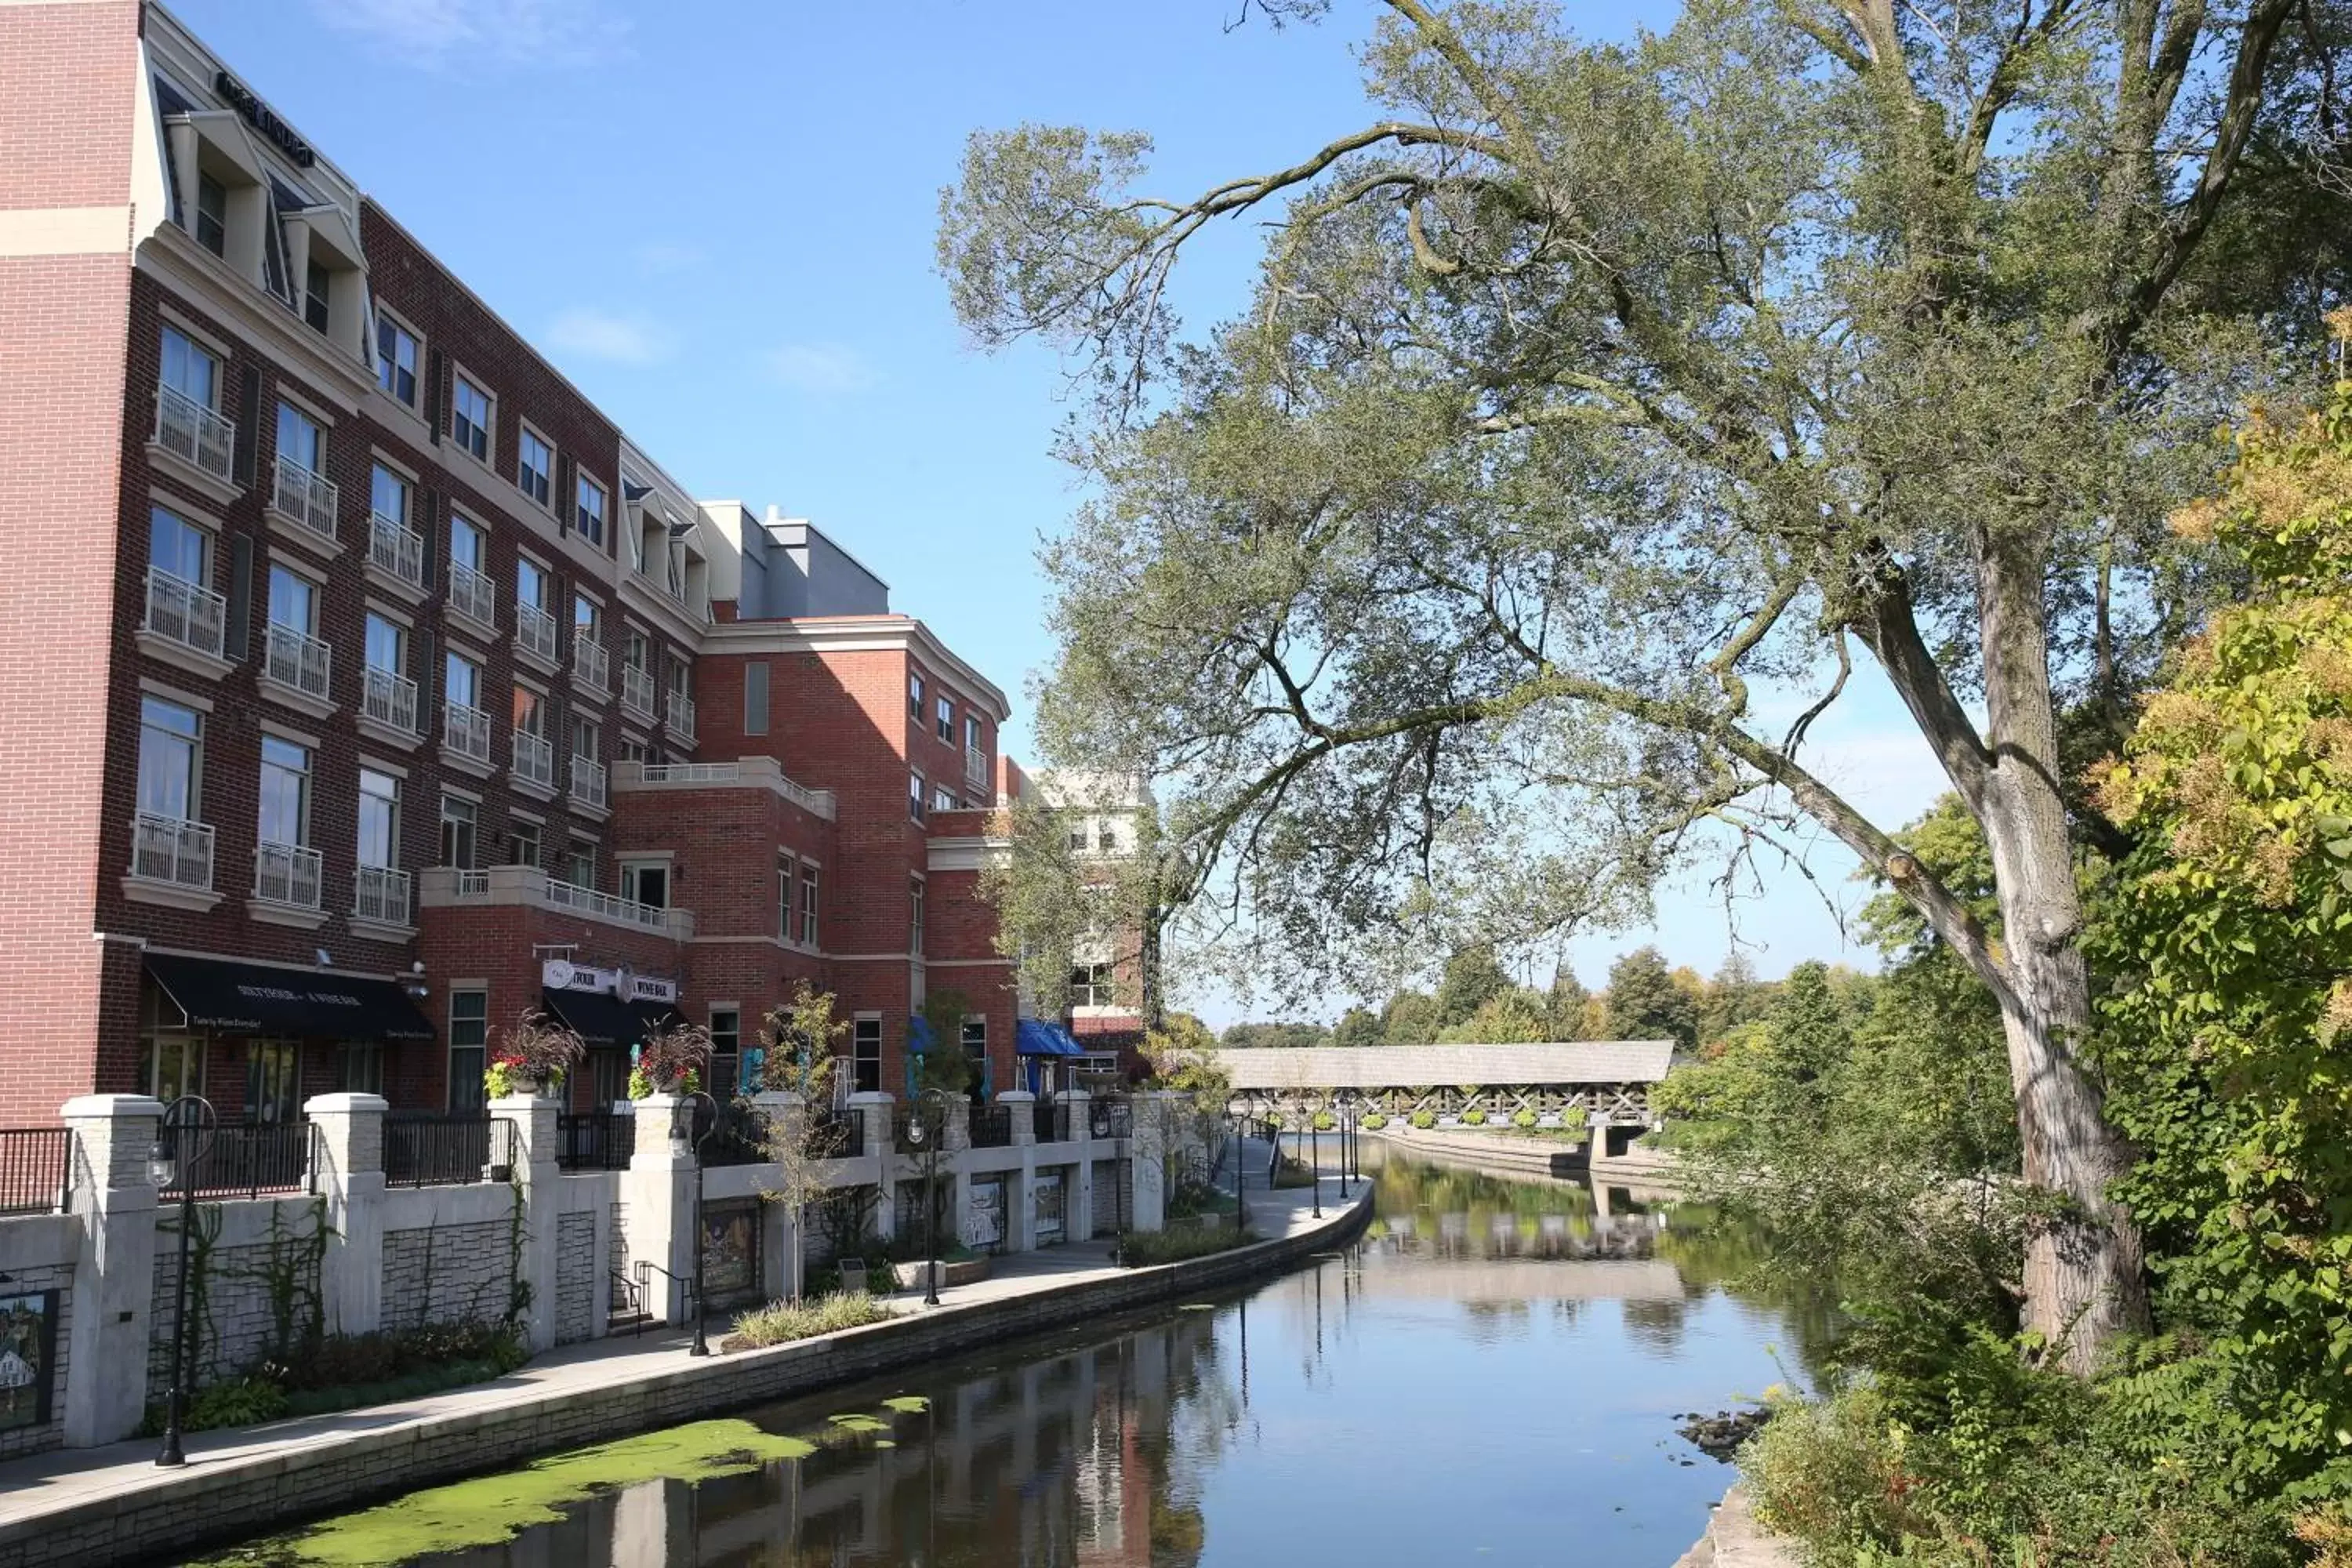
[448,561,496,629]
[129,813,213,890]
[154,384,233,482]
[574,633,609,694]
[443,700,490,763]
[665,690,695,742]
[569,753,608,811]
[362,665,417,734]
[263,622,332,703]
[368,513,426,590]
[512,728,554,789]
[270,455,339,542]
[543,873,666,931]
[252,840,323,909]
[353,863,412,926]
[143,567,227,660]
[965,745,988,788]
[515,601,558,664]
[621,664,656,721]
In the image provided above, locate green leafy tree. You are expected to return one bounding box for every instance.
[1378,989,1440,1045]
[980,786,1169,1025]
[1436,987,1549,1044]
[1330,1004,1385,1047]
[1435,945,1512,1027]
[1544,967,1591,1040]
[937,0,2352,1367]
[1696,953,1775,1049]
[1604,947,1700,1050]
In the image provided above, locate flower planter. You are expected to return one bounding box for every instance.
[894,1256,990,1290]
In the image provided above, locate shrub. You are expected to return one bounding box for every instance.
[1409,1109,1436,1130]
[1461,1108,1488,1126]
[1512,1109,1538,1129]
[1120,1226,1256,1267]
[728,1292,892,1348]
[1312,1110,1335,1131]
[1361,1112,1387,1130]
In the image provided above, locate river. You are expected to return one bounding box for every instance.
[198,1150,1822,1567]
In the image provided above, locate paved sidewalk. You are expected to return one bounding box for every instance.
[0,1154,1361,1546]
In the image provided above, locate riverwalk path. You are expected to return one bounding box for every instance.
[0,1171,1368,1568]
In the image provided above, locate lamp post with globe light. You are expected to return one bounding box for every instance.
[149,1094,216,1468]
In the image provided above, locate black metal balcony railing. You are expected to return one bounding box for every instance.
[555,1111,635,1171]
[169,1123,317,1200]
[808,1109,864,1160]
[969,1106,1014,1149]
[1040,1103,1074,1145]
[383,1113,515,1188]
[1089,1099,1133,1140]
[0,1127,71,1216]
[696,1099,770,1167]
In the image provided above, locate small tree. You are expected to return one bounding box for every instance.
[753,982,848,1302]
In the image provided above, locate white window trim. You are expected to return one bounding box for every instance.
[358,753,410,779]
[155,304,234,364]
[516,421,557,513]
[448,361,496,469]
[368,446,423,485]
[138,675,214,712]
[374,303,426,412]
[145,486,227,532]
[258,717,323,750]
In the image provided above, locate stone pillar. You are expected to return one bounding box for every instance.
[943,1098,973,1258]
[997,1092,1036,1251]
[621,1094,698,1327]
[848,1091,896,1243]
[491,1093,564,1351]
[751,1091,803,1304]
[60,1094,164,1447]
[1062,1091,1094,1242]
[1126,1092,1175,1233]
[305,1092,386,1339]
[1000,1090,1036,1147]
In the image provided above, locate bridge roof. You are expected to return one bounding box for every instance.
[1212,1040,1675,1088]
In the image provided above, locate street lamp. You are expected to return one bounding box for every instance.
[1338,1089,1358,1195]
[150,1094,216,1468]
[685,1091,718,1357]
[902,1087,950,1307]
[1225,1092,1258,1236]
[1308,1096,1323,1220]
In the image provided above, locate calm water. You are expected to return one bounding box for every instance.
[202,1152,1820,1568]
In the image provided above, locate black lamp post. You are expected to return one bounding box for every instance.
[151,1094,216,1468]
[902,1087,949,1306]
[1225,1094,1251,1235]
[685,1091,717,1357]
[1308,1098,1323,1220]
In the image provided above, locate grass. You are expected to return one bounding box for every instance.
[1118,1226,1258,1267]
[726,1291,893,1349]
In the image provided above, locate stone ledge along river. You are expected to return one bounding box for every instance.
[195,1149,1824,1567]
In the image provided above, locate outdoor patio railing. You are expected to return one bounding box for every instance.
[0,1127,71,1216]
[383,1112,515,1188]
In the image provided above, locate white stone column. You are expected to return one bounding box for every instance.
[1062,1091,1094,1242]
[751,1091,803,1303]
[620,1094,697,1327]
[305,1091,387,1338]
[60,1094,163,1447]
[998,1091,1036,1252]
[943,1098,973,1258]
[490,1092,564,1350]
[1125,1091,1178,1233]
[848,1091,896,1243]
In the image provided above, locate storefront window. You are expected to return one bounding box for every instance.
[245,1040,301,1123]
[334,1042,383,1096]
[448,989,488,1111]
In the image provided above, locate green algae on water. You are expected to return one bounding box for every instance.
[880,1395,929,1414]
[194,1418,815,1566]
[827,1412,890,1432]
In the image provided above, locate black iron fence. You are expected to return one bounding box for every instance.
[172,1122,317,1200]
[1089,1098,1133,1140]
[808,1109,864,1160]
[1040,1102,1073,1145]
[556,1111,635,1171]
[969,1106,1014,1149]
[697,1099,770,1167]
[383,1113,515,1188]
[0,1127,71,1216]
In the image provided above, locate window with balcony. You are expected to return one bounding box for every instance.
[376,314,418,407]
[355,767,409,927]
[576,474,607,546]
[448,989,488,1112]
[444,649,489,764]
[269,401,338,544]
[621,630,655,720]
[800,862,820,947]
[361,612,416,735]
[194,173,227,256]
[936,695,953,742]
[452,374,492,463]
[665,656,695,739]
[439,794,477,869]
[143,506,225,665]
[155,328,231,484]
[515,557,557,664]
[572,593,607,691]
[909,672,924,720]
[263,564,332,708]
[160,328,218,411]
[571,716,607,809]
[368,465,424,592]
[255,735,320,909]
[132,697,210,893]
[517,428,553,510]
[372,463,408,525]
[620,860,669,909]
[511,685,552,789]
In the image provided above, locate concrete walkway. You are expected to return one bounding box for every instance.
[0,1162,1366,1566]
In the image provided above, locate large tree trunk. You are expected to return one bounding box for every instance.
[1975,532,2149,1373]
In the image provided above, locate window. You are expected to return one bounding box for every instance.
[966,714,982,753]
[936,696,953,742]
[439,794,477,868]
[710,1007,741,1097]
[371,463,408,524]
[517,557,550,614]
[449,512,486,575]
[909,877,924,956]
[445,648,481,711]
[932,786,956,813]
[563,840,596,889]
[625,629,650,675]
[376,315,419,406]
[517,429,553,509]
[258,735,310,848]
[778,856,796,941]
[572,713,600,760]
[1071,963,1117,1007]
[449,989,488,1111]
[452,374,491,462]
[513,685,545,739]
[1098,823,1117,852]
[576,474,606,546]
[334,1042,383,1096]
[365,612,405,674]
[618,736,650,765]
[194,172,227,256]
[800,863,819,947]
[137,696,201,821]
[960,1018,987,1097]
[908,673,924,720]
[574,593,599,641]
[1068,826,1087,852]
[506,818,540,869]
[267,564,317,636]
[246,1040,301,1124]
[149,505,209,587]
[668,657,690,702]
[620,860,668,909]
[664,538,686,600]
[358,768,399,868]
[275,401,325,476]
[303,257,330,333]
[159,327,219,409]
[851,1017,882,1095]
[909,771,925,823]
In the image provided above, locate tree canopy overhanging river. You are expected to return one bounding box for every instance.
[194,1151,1824,1567]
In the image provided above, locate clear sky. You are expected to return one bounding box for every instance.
[172,0,1955,1019]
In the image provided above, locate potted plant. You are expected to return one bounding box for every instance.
[484,1011,586,1100]
[632,1019,714,1098]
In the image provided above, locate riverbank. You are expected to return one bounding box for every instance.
[1673,1487,1798,1568]
[0,1176,1370,1568]
[1366,1122,1686,1189]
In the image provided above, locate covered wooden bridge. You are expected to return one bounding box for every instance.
[1208,1041,1676,1132]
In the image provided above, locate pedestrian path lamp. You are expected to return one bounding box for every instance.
[150,1094,216,1468]
[1308,1098,1323,1220]
[1224,1093,1254,1235]
[685,1091,717,1358]
[904,1088,950,1306]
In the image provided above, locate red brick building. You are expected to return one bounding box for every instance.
[0,1,1064,1125]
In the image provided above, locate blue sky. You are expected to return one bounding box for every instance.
[176,0,1954,1018]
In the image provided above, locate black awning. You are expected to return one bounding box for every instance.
[540,988,642,1047]
[146,953,436,1042]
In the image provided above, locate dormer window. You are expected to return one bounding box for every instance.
[195,174,227,256]
[303,258,330,332]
